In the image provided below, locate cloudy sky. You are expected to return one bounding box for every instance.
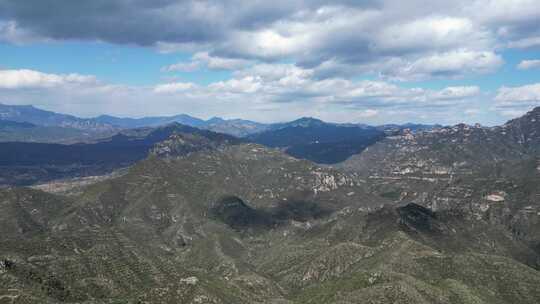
[0,0,539,125]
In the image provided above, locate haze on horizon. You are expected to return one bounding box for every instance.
[0,0,539,125]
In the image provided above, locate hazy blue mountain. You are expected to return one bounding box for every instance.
[249,117,386,164]
[0,119,36,129]
[0,103,265,137]
[0,119,117,143]
[0,103,114,131]
[93,114,207,128]
[94,114,268,137]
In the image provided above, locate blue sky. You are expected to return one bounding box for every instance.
[0,0,539,125]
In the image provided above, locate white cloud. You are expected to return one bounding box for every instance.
[357,109,379,118]
[0,69,96,89]
[464,108,481,115]
[0,66,491,124]
[430,86,481,100]
[161,61,200,72]
[5,1,538,83]
[494,83,540,112]
[374,17,489,53]
[193,52,252,70]
[162,52,252,72]
[153,82,197,93]
[495,83,540,103]
[517,60,540,70]
[508,36,540,49]
[380,50,503,81]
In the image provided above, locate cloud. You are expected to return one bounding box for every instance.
[0,66,489,124]
[379,50,503,81]
[464,108,481,115]
[430,86,480,100]
[161,61,200,73]
[466,0,540,49]
[162,52,252,72]
[517,59,540,70]
[2,2,539,125]
[357,109,379,118]
[153,82,197,93]
[2,0,534,81]
[0,69,96,89]
[494,83,540,113]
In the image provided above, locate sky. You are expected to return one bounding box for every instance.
[0,0,539,125]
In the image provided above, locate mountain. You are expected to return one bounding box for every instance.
[95,114,269,137]
[0,123,240,186]
[94,114,207,129]
[0,103,114,131]
[248,117,386,164]
[0,120,35,128]
[0,119,117,143]
[1,138,539,303]
[204,118,268,137]
[377,123,443,134]
[339,106,540,259]
[0,103,269,138]
[1,106,540,303]
[0,104,440,143]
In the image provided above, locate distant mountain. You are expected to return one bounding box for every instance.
[204,118,268,137]
[93,114,207,128]
[0,123,240,186]
[0,119,116,143]
[0,103,442,143]
[248,117,386,164]
[0,119,35,128]
[377,122,443,134]
[95,114,268,137]
[0,103,114,131]
[0,103,269,138]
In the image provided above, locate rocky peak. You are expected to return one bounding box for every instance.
[285,117,326,128]
[150,131,238,158]
[500,107,540,151]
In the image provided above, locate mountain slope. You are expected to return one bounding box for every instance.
[0,123,240,186]
[0,103,266,138]
[0,103,114,131]
[0,142,539,303]
[0,119,116,143]
[249,117,386,164]
[339,106,540,258]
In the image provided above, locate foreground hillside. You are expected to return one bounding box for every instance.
[1,131,539,303]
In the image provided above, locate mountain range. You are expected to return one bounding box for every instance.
[0,103,268,138]
[248,117,386,164]
[0,106,539,303]
[0,103,439,164]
